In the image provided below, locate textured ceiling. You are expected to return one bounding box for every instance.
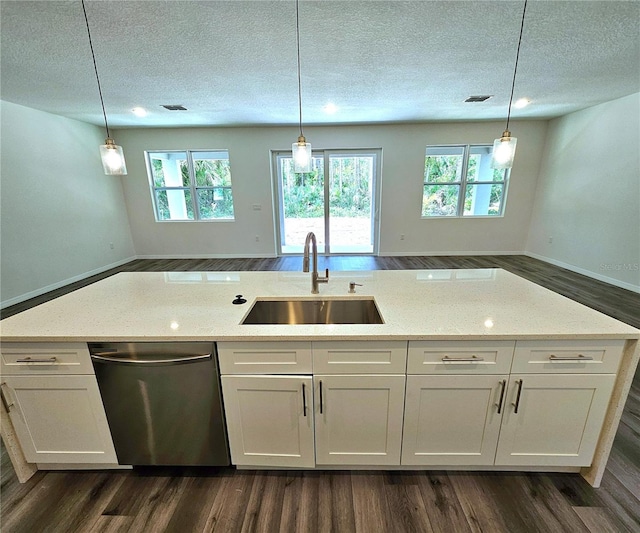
[1,0,639,128]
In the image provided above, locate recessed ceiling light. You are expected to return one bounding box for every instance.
[323,102,338,114]
[465,95,492,102]
[131,107,148,117]
[514,98,531,109]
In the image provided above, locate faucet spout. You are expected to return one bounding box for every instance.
[302,232,329,294]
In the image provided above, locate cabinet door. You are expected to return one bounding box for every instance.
[221,375,314,467]
[495,374,616,467]
[1,375,117,464]
[401,375,507,466]
[314,375,405,465]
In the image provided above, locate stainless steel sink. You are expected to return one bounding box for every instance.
[241,298,384,325]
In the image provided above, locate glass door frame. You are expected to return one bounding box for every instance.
[271,148,382,256]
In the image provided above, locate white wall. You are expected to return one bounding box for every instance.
[526,93,640,292]
[115,120,547,258]
[0,101,136,307]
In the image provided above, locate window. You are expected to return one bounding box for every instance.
[146,150,234,221]
[422,145,508,217]
[272,149,380,254]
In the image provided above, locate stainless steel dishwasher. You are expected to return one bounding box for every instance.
[89,342,229,466]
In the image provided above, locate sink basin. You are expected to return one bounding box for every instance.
[241,298,384,325]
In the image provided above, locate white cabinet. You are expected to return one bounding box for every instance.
[511,340,624,374]
[1,342,117,466]
[0,342,94,375]
[495,374,616,467]
[1,375,117,464]
[217,341,312,374]
[219,341,407,468]
[407,341,514,375]
[404,340,620,469]
[402,375,507,466]
[314,374,405,465]
[313,341,407,374]
[218,339,622,472]
[220,375,315,468]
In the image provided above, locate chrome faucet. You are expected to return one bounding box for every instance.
[302,231,329,294]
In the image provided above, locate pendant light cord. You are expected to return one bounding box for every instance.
[505,0,528,131]
[295,0,304,138]
[81,0,110,138]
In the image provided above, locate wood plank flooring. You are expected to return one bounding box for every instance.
[1,255,639,532]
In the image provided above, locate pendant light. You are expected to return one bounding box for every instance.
[491,0,528,170]
[81,0,127,175]
[292,0,312,173]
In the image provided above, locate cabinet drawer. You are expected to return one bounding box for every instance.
[0,343,93,375]
[218,341,312,374]
[511,340,624,374]
[313,341,407,374]
[407,341,515,374]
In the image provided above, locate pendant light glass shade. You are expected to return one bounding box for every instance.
[82,0,127,176]
[100,138,128,175]
[491,0,528,170]
[292,0,310,174]
[490,130,517,169]
[292,135,312,173]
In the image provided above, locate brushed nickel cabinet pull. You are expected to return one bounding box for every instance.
[496,379,507,414]
[512,379,524,414]
[16,357,57,364]
[1,383,14,412]
[548,354,594,361]
[302,383,307,417]
[319,380,324,414]
[442,355,485,362]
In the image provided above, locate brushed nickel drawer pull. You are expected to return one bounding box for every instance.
[442,355,485,362]
[548,354,594,362]
[1,383,14,412]
[16,357,57,364]
[512,379,523,414]
[496,379,507,414]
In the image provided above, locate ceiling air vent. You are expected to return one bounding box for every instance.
[465,95,492,103]
[161,104,188,111]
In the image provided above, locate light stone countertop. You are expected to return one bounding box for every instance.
[0,269,638,342]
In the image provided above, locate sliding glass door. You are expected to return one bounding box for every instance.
[273,150,380,255]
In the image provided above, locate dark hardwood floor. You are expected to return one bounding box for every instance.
[1,255,639,532]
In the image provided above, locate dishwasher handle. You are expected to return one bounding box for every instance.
[91,353,212,365]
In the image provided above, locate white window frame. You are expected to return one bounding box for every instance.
[145,149,235,222]
[421,144,509,218]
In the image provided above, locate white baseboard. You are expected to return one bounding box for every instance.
[381,250,524,257]
[1,256,137,309]
[135,253,278,259]
[525,252,640,294]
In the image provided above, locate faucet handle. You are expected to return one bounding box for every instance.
[317,268,329,284]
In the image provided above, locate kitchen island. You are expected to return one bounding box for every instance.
[1,269,638,487]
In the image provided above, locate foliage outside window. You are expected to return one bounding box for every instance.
[279,155,372,218]
[146,150,234,221]
[422,145,509,217]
